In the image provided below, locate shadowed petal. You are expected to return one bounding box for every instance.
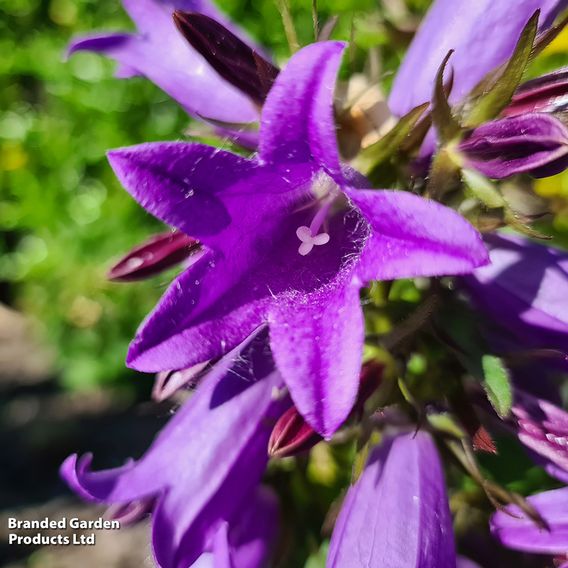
[389,0,566,116]
[491,487,568,554]
[259,41,346,178]
[328,432,456,567]
[347,189,489,281]
[62,330,288,568]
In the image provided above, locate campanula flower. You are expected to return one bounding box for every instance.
[107,41,488,437]
[68,0,260,124]
[462,233,568,361]
[328,432,456,567]
[491,486,568,563]
[61,330,287,568]
[389,0,567,116]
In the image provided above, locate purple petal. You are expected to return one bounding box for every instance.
[513,390,568,476]
[459,113,568,179]
[389,0,566,116]
[462,233,568,354]
[347,189,489,281]
[107,142,313,256]
[328,431,456,567]
[68,0,257,124]
[491,487,568,554]
[259,41,346,179]
[269,277,364,438]
[61,330,288,568]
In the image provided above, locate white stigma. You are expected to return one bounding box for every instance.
[296,225,330,256]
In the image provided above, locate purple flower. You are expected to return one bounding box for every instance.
[491,486,568,561]
[513,390,568,478]
[61,330,287,568]
[192,487,279,568]
[389,0,567,116]
[504,67,568,117]
[328,431,456,567]
[107,41,488,437]
[462,233,568,360]
[68,0,259,124]
[458,113,568,179]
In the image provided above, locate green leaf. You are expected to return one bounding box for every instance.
[481,355,513,418]
[432,50,462,143]
[464,11,539,127]
[354,102,429,175]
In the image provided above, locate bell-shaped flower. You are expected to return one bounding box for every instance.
[108,41,488,438]
[328,431,456,567]
[491,486,568,563]
[458,113,568,179]
[67,0,260,125]
[462,233,568,362]
[389,0,567,116]
[61,330,287,568]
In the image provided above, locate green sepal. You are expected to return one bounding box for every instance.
[354,102,429,175]
[462,168,506,209]
[463,11,539,127]
[432,50,463,143]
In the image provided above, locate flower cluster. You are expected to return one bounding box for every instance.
[62,0,568,566]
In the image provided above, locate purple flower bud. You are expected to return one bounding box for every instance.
[173,11,279,105]
[108,231,201,282]
[458,113,568,179]
[268,405,322,458]
[268,362,383,458]
[504,67,568,117]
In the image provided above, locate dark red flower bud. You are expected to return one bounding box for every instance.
[268,405,322,458]
[268,362,384,458]
[173,11,279,106]
[108,231,201,282]
[504,68,568,118]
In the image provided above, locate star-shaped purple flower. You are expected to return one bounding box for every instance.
[108,41,488,437]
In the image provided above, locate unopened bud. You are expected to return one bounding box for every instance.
[108,231,201,282]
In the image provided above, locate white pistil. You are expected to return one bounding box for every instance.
[296,225,330,256]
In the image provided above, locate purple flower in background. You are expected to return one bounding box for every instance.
[458,113,568,179]
[389,0,567,116]
[328,431,456,567]
[68,0,259,124]
[513,390,568,479]
[61,330,287,568]
[462,233,568,362]
[491,486,568,564]
[107,41,488,437]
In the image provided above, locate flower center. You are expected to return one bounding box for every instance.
[295,173,340,256]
